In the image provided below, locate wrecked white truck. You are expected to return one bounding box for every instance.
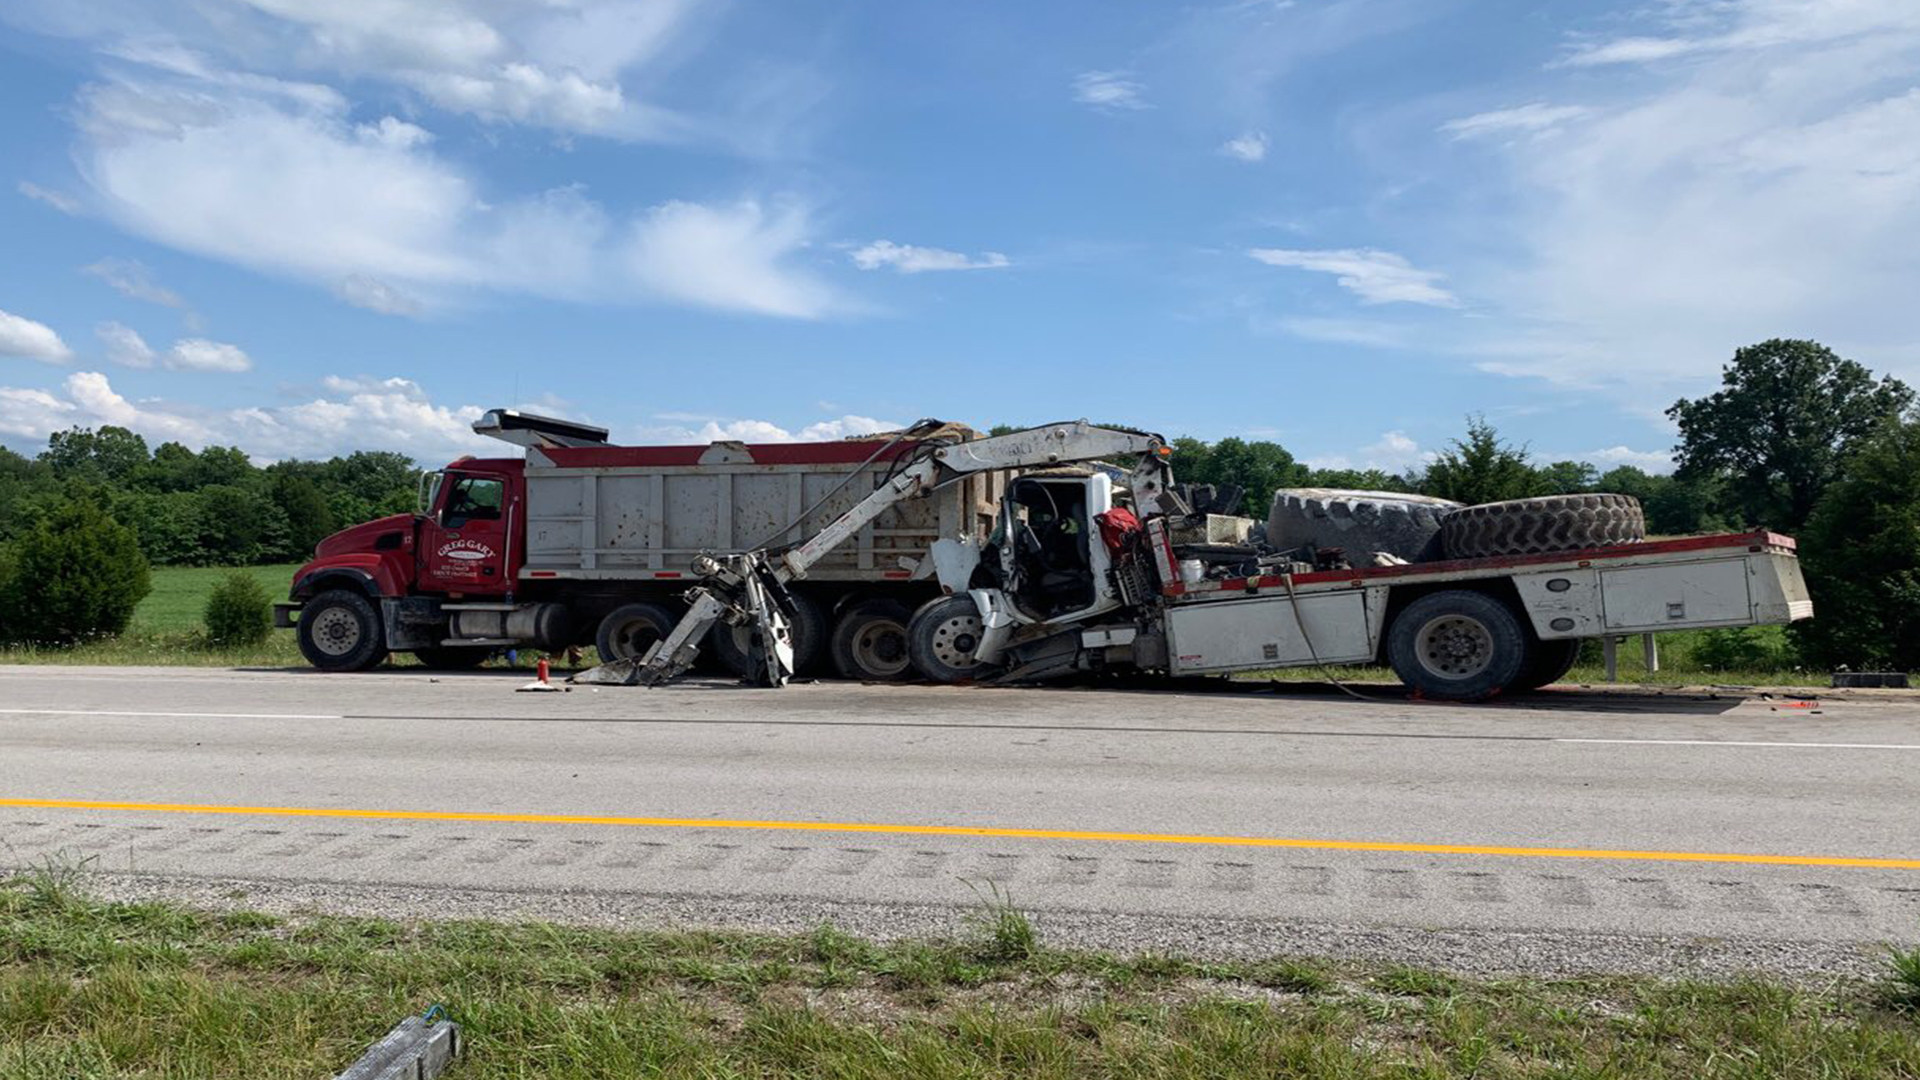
[576,418,1811,700]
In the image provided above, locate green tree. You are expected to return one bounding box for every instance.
[41,426,149,482]
[0,500,151,644]
[1537,460,1598,494]
[273,474,336,557]
[1418,417,1545,505]
[1303,467,1414,493]
[1668,339,1912,531]
[1792,415,1920,672]
[134,441,201,492]
[1166,436,1307,516]
[195,484,287,564]
[1594,465,1732,536]
[203,571,272,647]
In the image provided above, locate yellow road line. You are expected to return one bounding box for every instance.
[3,797,1915,869]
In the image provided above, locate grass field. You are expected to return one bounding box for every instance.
[2,871,1916,1078]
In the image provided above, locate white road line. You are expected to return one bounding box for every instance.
[0,708,343,720]
[1559,737,1920,750]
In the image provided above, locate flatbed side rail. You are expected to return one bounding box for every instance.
[1163,530,1796,598]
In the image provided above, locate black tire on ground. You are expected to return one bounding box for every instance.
[1266,489,1464,566]
[595,602,679,664]
[1440,494,1645,559]
[1508,637,1581,692]
[1386,589,1530,702]
[714,590,826,678]
[296,588,388,672]
[830,598,916,682]
[412,646,494,670]
[906,595,998,684]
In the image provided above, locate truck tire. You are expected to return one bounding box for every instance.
[412,646,493,670]
[1508,637,1581,692]
[714,591,826,679]
[1440,494,1645,559]
[1266,489,1463,565]
[1386,590,1529,702]
[595,602,678,664]
[297,589,388,672]
[830,598,915,681]
[907,595,998,683]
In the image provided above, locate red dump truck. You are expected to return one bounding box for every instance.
[276,409,1002,677]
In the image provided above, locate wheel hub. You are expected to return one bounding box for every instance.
[311,607,362,656]
[1416,614,1492,679]
[930,614,983,668]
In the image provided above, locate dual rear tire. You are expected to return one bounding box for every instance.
[1385,589,1580,700]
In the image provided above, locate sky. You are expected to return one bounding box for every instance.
[1,0,1917,473]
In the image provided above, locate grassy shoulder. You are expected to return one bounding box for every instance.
[2,872,1917,1079]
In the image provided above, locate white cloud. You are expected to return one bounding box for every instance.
[1248,247,1458,306]
[1306,430,1430,472]
[333,274,424,316]
[850,240,1010,274]
[1220,131,1269,161]
[97,321,155,368]
[1580,445,1675,473]
[83,256,187,309]
[1440,102,1591,140]
[1072,70,1147,110]
[626,199,837,318]
[634,412,902,444]
[70,75,838,318]
[18,180,80,214]
[0,308,73,364]
[164,338,252,372]
[0,369,492,461]
[1459,1,1920,391]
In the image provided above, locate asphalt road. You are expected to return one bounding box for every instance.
[3,665,1918,974]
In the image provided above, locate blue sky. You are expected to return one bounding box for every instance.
[1,0,1916,472]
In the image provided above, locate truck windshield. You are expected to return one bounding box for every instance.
[418,471,445,517]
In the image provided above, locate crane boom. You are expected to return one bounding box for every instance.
[572,421,1172,687]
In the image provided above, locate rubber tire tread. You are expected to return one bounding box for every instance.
[594,602,679,664]
[906,595,998,684]
[412,646,493,670]
[1440,494,1645,559]
[714,590,827,678]
[1386,589,1529,702]
[1266,488,1463,565]
[829,598,916,682]
[297,588,388,672]
[1509,637,1581,692]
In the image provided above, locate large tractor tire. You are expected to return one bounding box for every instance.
[296,589,388,672]
[714,590,827,679]
[1266,489,1463,565]
[830,598,916,682]
[1440,494,1645,559]
[1385,589,1530,701]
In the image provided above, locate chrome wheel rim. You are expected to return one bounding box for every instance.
[851,618,910,677]
[928,610,983,670]
[1415,614,1493,679]
[310,606,363,657]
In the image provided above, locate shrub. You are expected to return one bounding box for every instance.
[0,500,151,645]
[1689,626,1796,673]
[203,572,272,648]
[1794,416,1920,672]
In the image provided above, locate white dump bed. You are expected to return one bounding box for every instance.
[517,437,1004,583]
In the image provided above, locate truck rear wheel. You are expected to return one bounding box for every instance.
[1386,590,1528,701]
[595,603,678,664]
[830,598,915,681]
[714,591,826,678]
[1508,637,1581,692]
[907,595,997,683]
[297,589,388,672]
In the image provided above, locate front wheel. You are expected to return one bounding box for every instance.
[296,589,388,672]
[1386,590,1528,701]
[906,595,998,683]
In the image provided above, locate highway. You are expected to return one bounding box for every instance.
[3,665,1917,975]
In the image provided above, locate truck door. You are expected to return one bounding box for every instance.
[418,471,512,595]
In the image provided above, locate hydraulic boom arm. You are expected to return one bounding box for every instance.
[573,421,1172,688]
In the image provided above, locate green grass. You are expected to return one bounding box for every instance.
[127,563,303,634]
[2,872,1917,1079]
